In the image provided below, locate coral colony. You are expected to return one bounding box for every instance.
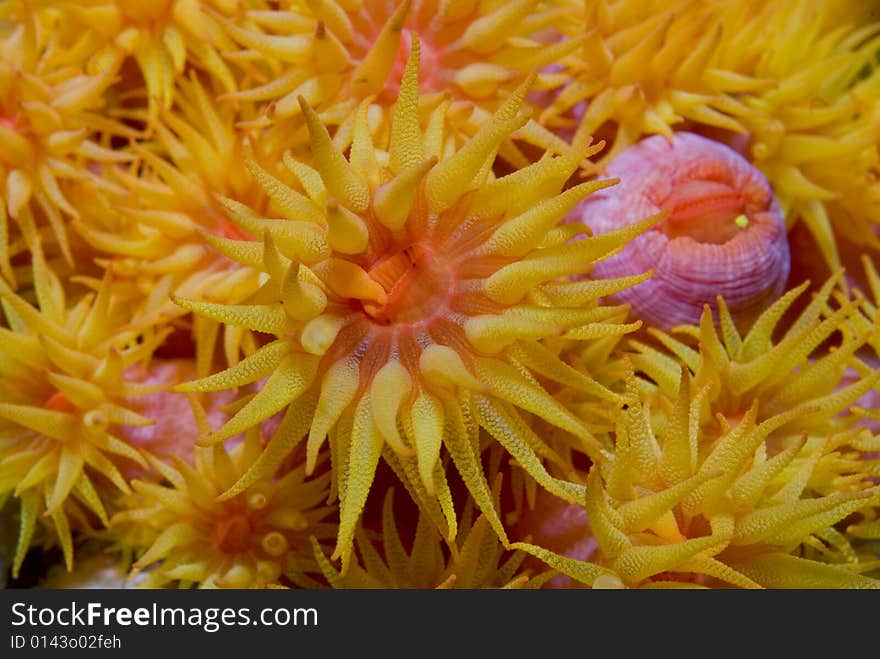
[1,0,879,590]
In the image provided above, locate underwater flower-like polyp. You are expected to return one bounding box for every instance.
[0,245,167,577]
[629,274,880,438]
[112,421,335,588]
[54,0,240,118]
[173,43,654,573]
[572,131,790,330]
[218,0,579,158]
[514,369,880,589]
[543,0,753,165]
[0,6,127,273]
[708,1,880,270]
[313,488,552,589]
[69,74,268,372]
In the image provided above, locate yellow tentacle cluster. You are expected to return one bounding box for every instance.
[0,246,167,577]
[313,488,553,589]
[42,0,240,119]
[2,0,879,590]
[547,0,753,165]
[552,0,880,269]
[1,4,126,274]
[515,365,880,589]
[215,0,579,161]
[173,43,653,573]
[111,407,335,588]
[710,1,880,269]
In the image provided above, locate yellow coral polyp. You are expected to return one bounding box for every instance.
[0,6,125,273]
[630,275,880,437]
[218,0,577,159]
[112,418,335,589]
[546,0,752,166]
[173,42,652,573]
[313,489,552,589]
[515,368,880,589]
[69,74,268,373]
[0,245,166,577]
[708,1,880,269]
[52,0,240,118]
[3,0,878,593]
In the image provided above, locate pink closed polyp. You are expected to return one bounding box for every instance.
[572,131,791,330]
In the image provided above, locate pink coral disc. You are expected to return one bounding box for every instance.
[572,132,790,329]
[513,488,598,589]
[118,359,238,474]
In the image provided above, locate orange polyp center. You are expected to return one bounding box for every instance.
[44,391,74,413]
[661,180,748,244]
[362,243,455,325]
[214,514,253,554]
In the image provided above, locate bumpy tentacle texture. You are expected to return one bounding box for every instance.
[545,0,752,166]
[709,1,880,270]
[514,366,880,589]
[630,275,879,437]
[173,42,653,573]
[548,1,880,269]
[112,414,335,589]
[624,276,880,570]
[216,0,578,161]
[840,256,880,562]
[70,75,271,373]
[0,5,126,274]
[0,245,168,577]
[312,488,553,589]
[848,256,880,427]
[572,131,790,330]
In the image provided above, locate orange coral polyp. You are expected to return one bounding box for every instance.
[362,243,456,325]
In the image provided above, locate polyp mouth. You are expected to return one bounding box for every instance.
[362,243,455,326]
[660,179,751,245]
[213,513,253,554]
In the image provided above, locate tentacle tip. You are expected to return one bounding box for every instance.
[215,489,235,503]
